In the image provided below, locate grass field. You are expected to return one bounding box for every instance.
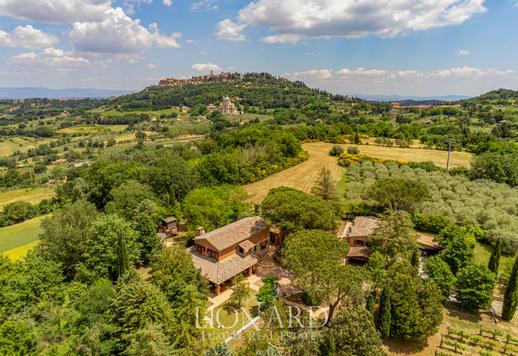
[57,124,128,135]
[0,187,55,209]
[0,216,44,254]
[243,142,473,203]
[2,240,39,260]
[0,137,55,156]
[474,242,513,275]
[244,143,345,203]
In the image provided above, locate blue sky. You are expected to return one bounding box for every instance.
[0,0,517,96]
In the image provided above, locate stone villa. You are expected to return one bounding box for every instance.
[189,216,270,295]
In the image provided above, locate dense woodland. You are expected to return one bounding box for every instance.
[1,74,518,355]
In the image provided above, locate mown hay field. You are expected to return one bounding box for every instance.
[0,216,44,254]
[243,142,473,203]
[0,187,55,209]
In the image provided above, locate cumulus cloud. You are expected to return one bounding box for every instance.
[0,25,59,48]
[192,63,222,71]
[284,65,515,96]
[291,69,333,80]
[287,67,514,82]
[163,0,172,6]
[0,0,112,23]
[237,0,487,43]
[9,47,89,68]
[69,8,181,54]
[458,49,470,55]
[430,66,513,78]
[216,19,246,41]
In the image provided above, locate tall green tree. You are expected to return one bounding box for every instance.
[366,177,429,212]
[488,239,502,275]
[283,229,361,322]
[325,308,385,356]
[261,187,336,233]
[370,210,418,260]
[377,287,391,339]
[182,185,249,231]
[423,256,456,302]
[38,200,99,278]
[81,214,140,281]
[456,263,495,312]
[227,275,250,309]
[311,167,339,201]
[388,260,443,341]
[502,254,518,321]
[436,224,476,274]
[105,180,158,220]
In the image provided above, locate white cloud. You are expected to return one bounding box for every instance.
[9,47,89,69]
[146,63,157,69]
[192,63,222,71]
[430,66,513,78]
[0,25,58,49]
[192,0,218,11]
[288,67,514,81]
[283,65,516,96]
[163,0,172,6]
[262,34,301,44]
[69,8,181,54]
[292,69,333,80]
[458,49,470,55]
[216,19,246,41]
[0,0,112,23]
[237,0,487,43]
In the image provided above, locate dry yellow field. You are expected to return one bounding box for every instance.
[244,143,345,203]
[243,142,473,203]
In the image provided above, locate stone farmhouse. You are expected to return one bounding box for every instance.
[189,216,272,295]
[344,216,442,264]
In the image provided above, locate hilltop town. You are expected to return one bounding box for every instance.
[158,72,243,87]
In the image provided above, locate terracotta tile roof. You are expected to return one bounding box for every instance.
[190,248,257,284]
[347,246,371,260]
[238,240,255,253]
[417,232,442,250]
[193,216,267,252]
[348,216,379,238]
[163,216,177,224]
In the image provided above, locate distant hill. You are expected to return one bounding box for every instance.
[463,88,518,104]
[114,72,351,110]
[0,87,132,99]
[356,94,470,102]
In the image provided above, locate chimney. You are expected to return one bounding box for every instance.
[196,226,205,236]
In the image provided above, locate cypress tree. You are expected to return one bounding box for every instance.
[377,287,392,339]
[366,292,376,316]
[488,239,502,275]
[503,254,518,321]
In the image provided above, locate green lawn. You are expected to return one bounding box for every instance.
[0,187,55,209]
[0,216,45,253]
[474,242,514,275]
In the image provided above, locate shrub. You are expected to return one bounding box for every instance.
[329,145,344,157]
[347,146,360,155]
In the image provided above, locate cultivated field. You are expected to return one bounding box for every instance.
[244,143,345,203]
[0,216,44,254]
[244,142,473,203]
[0,187,55,209]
